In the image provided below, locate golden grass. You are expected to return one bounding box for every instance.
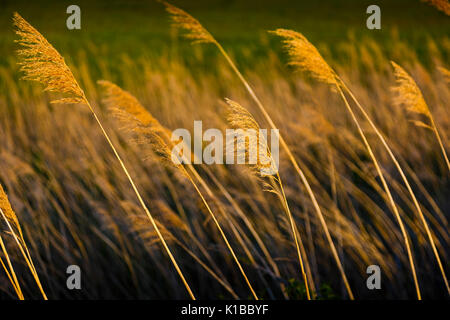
[99,80,259,299]
[391,61,450,171]
[14,13,195,300]
[164,2,353,299]
[273,28,450,298]
[274,27,424,298]
[270,29,338,86]
[0,184,46,299]
[226,98,311,299]
[1,6,448,300]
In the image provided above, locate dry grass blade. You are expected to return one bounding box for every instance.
[161,1,216,44]
[0,184,46,299]
[272,28,425,299]
[100,81,259,299]
[131,209,239,299]
[14,13,195,300]
[0,233,24,299]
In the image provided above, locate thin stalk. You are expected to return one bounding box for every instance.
[342,83,449,295]
[187,165,273,296]
[0,208,47,299]
[0,235,24,299]
[171,131,259,298]
[215,43,354,300]
[430,116,450,171]
[275,173,311,300]
[182,166,259,300]
[336,86,421,299]
[148,221,239,299]
[81,95,195,300]
[204,167,288,298]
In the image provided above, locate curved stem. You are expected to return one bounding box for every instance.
[215,42,354,300]
[83,97,196,300]
[430,117,450,172]
[342,83,449,296]
[276,173,311,300]
[336,85,421,299]
[183,166,259,300]
[0,234,24,299]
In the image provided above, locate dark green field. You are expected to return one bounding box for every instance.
[1,0,449,68]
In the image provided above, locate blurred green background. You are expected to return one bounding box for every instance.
[0,0,449,70]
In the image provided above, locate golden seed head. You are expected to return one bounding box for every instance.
[270,28,337,85]
[98,80,160,127]
[161,1,216,45]
[13,12,85,105]
[391,61,431,119]
[225,98,277,175]
[99,80,177,168]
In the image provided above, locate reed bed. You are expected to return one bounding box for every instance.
[0,6,448,299]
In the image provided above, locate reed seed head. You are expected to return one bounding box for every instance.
[270,28,338,86]
[13,12,85,105]
[161,1,216,45]
[99,80,178,168]
[391,61,431,119]
[225,98,277,175]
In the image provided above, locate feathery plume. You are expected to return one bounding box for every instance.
[270,29,337,85]
[13,12,85,105]
[100,83,259,299]
[14,14,195,299]
[98,80,178,168]
[391,62,450,172]
[225,98,311,299]
[161,1,216,45]
[225,98,278,176]
[391,61,431,121]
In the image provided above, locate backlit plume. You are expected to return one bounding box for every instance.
[13,12,85,105]
[270,28,338,86]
